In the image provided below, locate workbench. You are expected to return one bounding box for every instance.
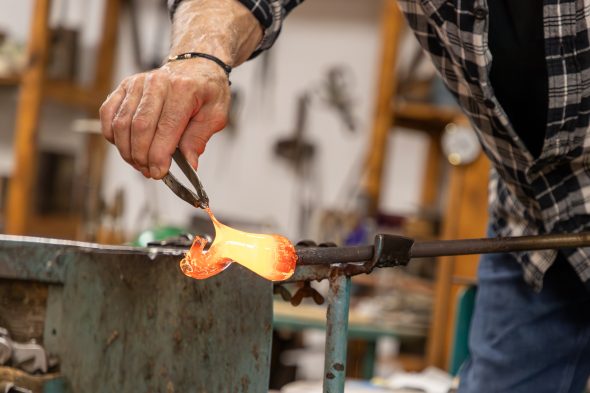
[273,301,423,379]
[0,235,273,392]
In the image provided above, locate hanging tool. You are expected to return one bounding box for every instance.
[162,148,209,209]
[274,93,315,173]
[319,66,357,132]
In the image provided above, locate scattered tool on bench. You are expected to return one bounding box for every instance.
[0,327,53,375]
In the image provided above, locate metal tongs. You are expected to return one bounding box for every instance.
[162,148,209,209]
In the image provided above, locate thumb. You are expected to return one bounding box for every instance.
[179,102,228,170]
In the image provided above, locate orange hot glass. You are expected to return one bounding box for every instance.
[180,208,298,281]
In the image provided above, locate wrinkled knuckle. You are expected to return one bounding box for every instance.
[112,115,131,132]
[146,71,164,85]
[157,116,177,132]
[121,76,133,87]
[172,76,196,91]
[131,150,148,167]
[131,115,151,133]
[149,150,168,169]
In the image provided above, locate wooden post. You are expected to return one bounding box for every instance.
[426,153,489,368]
[420,133,444,209]
[5,0,51,235]
[362,0,404,214]
[93,0,121,98]
[82,0,121,241]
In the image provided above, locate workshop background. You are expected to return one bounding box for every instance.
[0,0,495,392]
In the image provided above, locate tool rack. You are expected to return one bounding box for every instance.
[1,232,590,392]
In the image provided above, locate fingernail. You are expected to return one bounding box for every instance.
[189,155,199,170]
[150,166,161,178]
[141,168,150,178]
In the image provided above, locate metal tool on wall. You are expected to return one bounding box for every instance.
[318,67,357,132]
[127,0,169,70]
[274,66,358,238]
[275,92,316,238]
[46,0,78,81]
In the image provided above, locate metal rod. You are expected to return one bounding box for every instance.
[296,232,590,266]
[411,232,590,258]
[297,245,373,265]
[323,269,351,393]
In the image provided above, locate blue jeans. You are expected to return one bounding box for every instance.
[458,251,590,393]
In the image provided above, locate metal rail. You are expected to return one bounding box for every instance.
[296,232,590,265]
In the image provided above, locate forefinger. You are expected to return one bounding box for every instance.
[99,84,127,143]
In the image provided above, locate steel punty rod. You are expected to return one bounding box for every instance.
[296,232,590,266]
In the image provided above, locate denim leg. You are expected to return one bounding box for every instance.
[458,252,590,393]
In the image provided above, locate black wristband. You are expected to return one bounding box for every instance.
[167,52,232,85]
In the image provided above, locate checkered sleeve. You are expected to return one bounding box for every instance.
[168,0,305,57]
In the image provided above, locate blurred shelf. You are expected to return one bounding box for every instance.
[0,74,22,86]
[393,101,464,132]
[44,79,102,111]
[27,213,80,239]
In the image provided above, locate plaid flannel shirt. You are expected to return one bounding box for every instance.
[170,0,590,290]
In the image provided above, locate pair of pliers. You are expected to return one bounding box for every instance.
[162,148,209,209]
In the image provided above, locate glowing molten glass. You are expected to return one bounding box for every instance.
[180,208,297,281]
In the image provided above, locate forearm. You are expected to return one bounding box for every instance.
[170,0,263,67]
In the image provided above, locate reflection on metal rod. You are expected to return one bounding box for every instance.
[296,232,590,266]
[411,232,590,258]
[296,245,373,265]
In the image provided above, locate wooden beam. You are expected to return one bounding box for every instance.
[420,132,444,209]
[5,0,51,235]
[0,75,21,86]
[82,0,122,241]
[43,80,101,110]
[93,0,121,99]
[419,113,466,212]
[426,153,489,368]
[362,0,404,214]
[393,102,462,133]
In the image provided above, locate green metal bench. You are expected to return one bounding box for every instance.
[0,235,273,392]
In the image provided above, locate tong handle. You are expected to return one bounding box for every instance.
[172,149,209,208]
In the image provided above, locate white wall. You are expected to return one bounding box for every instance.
[0,0,429,240]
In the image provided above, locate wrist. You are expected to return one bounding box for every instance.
[170,0,263,67]
[161,57,229,81]
[167,52,232,85]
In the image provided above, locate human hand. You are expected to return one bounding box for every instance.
[100,59,230,179]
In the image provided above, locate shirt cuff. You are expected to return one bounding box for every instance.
[168,0,297,59]
[241,0,284,56]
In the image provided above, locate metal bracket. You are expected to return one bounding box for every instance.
[373,234,414,268]
[343,234,414,276]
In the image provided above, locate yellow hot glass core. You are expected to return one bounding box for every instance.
[180,208,297,281]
